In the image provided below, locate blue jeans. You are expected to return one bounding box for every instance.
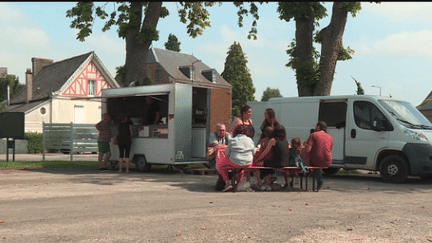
[313,170,323,188]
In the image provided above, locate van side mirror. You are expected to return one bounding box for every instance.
[372,118,389,132]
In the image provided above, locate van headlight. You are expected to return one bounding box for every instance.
[403,129,428,142]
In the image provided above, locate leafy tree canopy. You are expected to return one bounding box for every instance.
[261,87,283,101]
[221,42,255,117]
[164,33,181,52]
[0,74,23,112]
[67,2,218,87]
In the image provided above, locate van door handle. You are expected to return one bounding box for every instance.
[351,129,356,138]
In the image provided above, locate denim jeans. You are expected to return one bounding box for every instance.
[313,169,323,188]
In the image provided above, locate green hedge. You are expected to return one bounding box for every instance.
[24,133,43,154]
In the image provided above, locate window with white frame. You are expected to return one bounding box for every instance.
[88,80,95,96]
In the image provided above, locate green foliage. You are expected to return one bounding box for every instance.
[142,76,154,86]
[0,103,6,113]
[66,2,170,42]
[351,76,364,95]
[285,41,321,86]
[177,2,216,38]
[67,2,218,87]
[24,133,43,154]
[276,2,370,93]
[261,87,282,101]
[339,2,362,17]
[115,66,126,87]
[277,2,327,24]
[232,2,263,40]
[0,74,23,101]
[164,33,181,52]
[0,160,97,169]
[221,42,255,117]
[338,46,355,61]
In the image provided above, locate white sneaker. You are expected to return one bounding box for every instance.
[260,185,272,191]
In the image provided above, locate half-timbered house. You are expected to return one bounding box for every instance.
[7,52,120,133]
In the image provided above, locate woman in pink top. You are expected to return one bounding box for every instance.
[229,105,255,139]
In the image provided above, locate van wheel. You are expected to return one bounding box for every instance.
[323,167,340,175]
[135,155,151,172]
[380,155,408,183]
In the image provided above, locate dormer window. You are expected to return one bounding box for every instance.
[179,66,192,79]
[202,69,216,83]
[88,80,95,96]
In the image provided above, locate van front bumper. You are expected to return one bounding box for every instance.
[402,143,432,175]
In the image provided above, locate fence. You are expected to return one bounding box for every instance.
[43,123,98,161]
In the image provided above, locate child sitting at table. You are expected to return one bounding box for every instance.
[283,137,308,188]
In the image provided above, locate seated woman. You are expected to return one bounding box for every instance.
[259,124,290,191]
[250,126,275,187]
[216,124,256,192]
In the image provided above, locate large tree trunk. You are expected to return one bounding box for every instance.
[295,10,315,97]
[124,2,162,87]
[314,2,348,96]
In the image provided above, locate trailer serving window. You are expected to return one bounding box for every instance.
[107,94,169,138]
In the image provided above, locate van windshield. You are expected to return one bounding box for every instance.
[379,100,432,129]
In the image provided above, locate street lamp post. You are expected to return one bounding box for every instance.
[371,85,381,96]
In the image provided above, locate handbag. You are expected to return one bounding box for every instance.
[113,135,118,145]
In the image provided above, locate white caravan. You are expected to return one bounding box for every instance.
[101,83,213,172]
[247,95,432,183]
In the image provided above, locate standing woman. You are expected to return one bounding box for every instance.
[117,114,134,173]
[229,105,255,139]
[258,108,280,144]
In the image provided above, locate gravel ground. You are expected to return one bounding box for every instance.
[1,154,432,242]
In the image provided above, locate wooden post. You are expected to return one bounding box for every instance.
[42,122,45,161]
[70,122,73,162]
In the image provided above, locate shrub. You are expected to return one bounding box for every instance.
[24,133,43,154]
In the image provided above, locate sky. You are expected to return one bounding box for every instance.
[1,2,432,106]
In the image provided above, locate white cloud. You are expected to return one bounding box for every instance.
[3,27,50,48]
[357,30,432,60]
[363,2,432,22]
[0,3,50,52]
[84,33,125,57]
[0,2,26,23]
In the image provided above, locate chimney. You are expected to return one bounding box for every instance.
[26,68,32,103]
[0,67,7,78]
[32,57,53,79]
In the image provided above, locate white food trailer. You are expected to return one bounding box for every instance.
[102,83,218,172]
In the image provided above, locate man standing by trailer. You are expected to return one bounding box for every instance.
[145,96,161,125]
[302,121,333,190]
[95,113,112,172]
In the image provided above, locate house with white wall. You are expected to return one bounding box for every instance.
[7,52,120,133]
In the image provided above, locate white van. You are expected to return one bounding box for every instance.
[247,95,432,183]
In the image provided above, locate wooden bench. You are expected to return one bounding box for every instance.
[226,166,326,193]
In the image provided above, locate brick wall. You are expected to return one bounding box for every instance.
[146,63,171,84]
[420,110,432,122]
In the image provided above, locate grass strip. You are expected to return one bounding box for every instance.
[0,161,97,170]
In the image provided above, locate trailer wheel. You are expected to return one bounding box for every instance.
[322,167,340,175]
[135,155,151,172]
[379,155,408,183]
